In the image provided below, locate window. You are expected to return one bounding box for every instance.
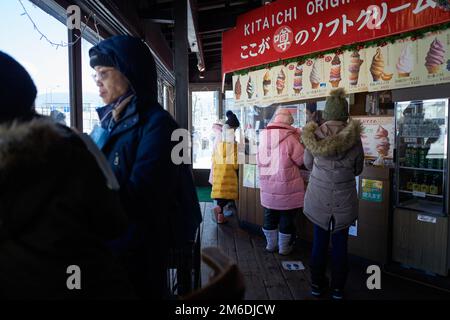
[192,91,219,169]
[81,38,104,133]
[0,0,70,125]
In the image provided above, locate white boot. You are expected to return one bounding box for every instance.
[278,232,294,255]
[262,228,278,252]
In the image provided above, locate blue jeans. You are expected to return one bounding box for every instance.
[263,207,300,235]
[310,223,349,290]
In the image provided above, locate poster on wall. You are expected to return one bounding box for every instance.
[271,65,291,103]
[303,57,328,99]
[353,116,395,160]
[343,49,368,94]
[392,38,422,89]
[323,53,345,91]
[287,61,307,101]
[243,164,256,188]
[420,29,450,86]
[361,179,383,203]
[245,71,261,106]
[367,46,396,92]
[232,75,245,108]
[259,68,276,105]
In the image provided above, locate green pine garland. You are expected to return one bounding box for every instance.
[233,22,450,76]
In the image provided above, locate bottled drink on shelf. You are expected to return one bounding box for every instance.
[404,144,411,167]
[427,156,434,169]
[429,173,440,195]
[410,144,418,167]
[418,145,427,168]
[420,173,430,194]
[412,172,421,192]
[406,176,413,191]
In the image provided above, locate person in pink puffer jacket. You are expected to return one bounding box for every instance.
[257,108,305,255]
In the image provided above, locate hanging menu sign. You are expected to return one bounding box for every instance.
[223,0,450,74]
[236,29,450,107]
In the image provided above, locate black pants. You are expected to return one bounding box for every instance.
[263,207,301,235]
[310,223,349,290]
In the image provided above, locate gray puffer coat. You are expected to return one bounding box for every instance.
[302,120,364,232]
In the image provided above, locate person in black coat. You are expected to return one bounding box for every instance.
[0,51,135,299]
[89,35,202,299]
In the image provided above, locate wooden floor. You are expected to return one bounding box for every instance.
[198,202,450,300]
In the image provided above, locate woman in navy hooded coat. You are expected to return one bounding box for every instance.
[89,35,202,299]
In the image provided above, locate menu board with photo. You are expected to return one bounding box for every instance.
[236,28,450,106]
[271,65,291,103]
[392,38,422,89]
[244,71,261,105]
[232,74,245,108]
[420,29,450,86]
[353,116,395,159]
[343,49,368,93]
[366,45,396,92]
[323,53,345,91]
[287,61,307,101]
[303,57,328,99]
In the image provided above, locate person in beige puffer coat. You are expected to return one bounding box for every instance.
[302,88,364,300]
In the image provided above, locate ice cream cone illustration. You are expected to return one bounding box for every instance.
[348,51,364,85]
[263,71,271,96]
[234,76,242,100]
[329,54,341,88]
[293,62,303,94]
[276,68,286,94]
[246,76,255,99]
[375,125,390,157]
[397,43,414,78]
[310,60,320,89]
[370,48,385,81]
[425,38,446,74]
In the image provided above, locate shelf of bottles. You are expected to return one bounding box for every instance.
[395,99,448,215]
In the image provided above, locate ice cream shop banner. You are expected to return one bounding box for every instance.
[232,29,450,106]
[223,0,450,74]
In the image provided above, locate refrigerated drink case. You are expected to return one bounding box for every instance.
[392,99,449,276]
[395,99,448,215]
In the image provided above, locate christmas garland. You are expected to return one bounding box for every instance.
[233,22,450,76]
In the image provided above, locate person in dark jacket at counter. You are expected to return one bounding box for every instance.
[0,51,135,299]
[301,88,364,300]
[89,35,202,299]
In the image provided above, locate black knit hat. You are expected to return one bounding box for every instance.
[0,51,37,122]
[89,51,115,69]
[225,110,240,129]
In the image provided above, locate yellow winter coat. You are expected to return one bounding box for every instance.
[211,142,239,200]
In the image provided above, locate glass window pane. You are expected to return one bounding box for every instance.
[192,91,219,169]
[81,38,104,133]
[0,0,70,125]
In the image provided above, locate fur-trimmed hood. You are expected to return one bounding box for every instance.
[302,119,363,158]
[0,119,72,178]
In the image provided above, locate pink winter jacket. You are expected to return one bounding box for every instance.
[257,122,306,210]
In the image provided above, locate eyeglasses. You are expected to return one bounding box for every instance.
[91,69,113,82]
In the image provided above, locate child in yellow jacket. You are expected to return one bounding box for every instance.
[211,111,239,223]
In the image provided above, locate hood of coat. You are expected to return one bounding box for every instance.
[302,119,362,158]
[0,119,71,174]
[0,118,80,234]
[260,122,300,150]
[89,35,157,106]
